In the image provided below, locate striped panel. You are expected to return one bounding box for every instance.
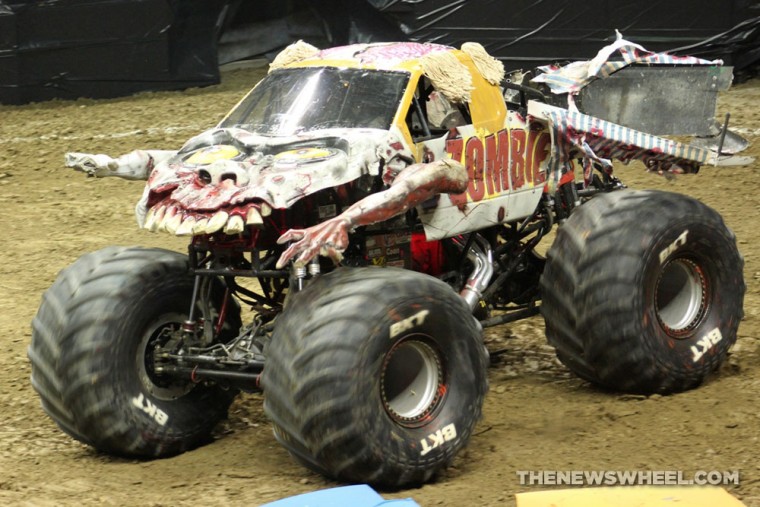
[529,102,711,189]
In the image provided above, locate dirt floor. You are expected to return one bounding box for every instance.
[1,66,759,506]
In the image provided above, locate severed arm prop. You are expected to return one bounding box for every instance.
[276,158,468,268]
[65,150,177,180]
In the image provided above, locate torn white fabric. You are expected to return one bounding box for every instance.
[531,31,723,98]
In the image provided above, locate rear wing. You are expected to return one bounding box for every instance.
[524,33,753,185]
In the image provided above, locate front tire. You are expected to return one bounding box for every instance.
[540,190,744,394]
[29,246,241,457]
[262,267,488,487]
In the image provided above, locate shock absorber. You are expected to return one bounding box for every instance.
[294,265,307,291]
[293,258,321,291]
[308,257,321,277]
[182,274,202,336]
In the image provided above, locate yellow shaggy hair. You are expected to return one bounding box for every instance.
[461,42,505,85]
[269,40,320,72]
[420,51,474,103]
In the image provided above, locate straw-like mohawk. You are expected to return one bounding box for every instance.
[461,42,505,85]
[420,51,474,103]
[269,40,320,72]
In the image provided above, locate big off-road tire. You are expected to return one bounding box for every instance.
[262,267,488,487]
[28,246,241,457]
[540,190,744,394]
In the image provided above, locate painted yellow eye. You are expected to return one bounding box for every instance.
[185,145,241,165]
[273,147,337,164]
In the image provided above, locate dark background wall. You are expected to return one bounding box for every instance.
[0,0,231,104]
[2,0,759,105]
[317,0,760,77]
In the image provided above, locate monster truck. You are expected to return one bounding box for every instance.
[29,40,745,487]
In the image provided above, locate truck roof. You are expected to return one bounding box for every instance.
[281,42,462,74]
[270,40,506,109]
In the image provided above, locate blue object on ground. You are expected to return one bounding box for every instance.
[260,484,421,507]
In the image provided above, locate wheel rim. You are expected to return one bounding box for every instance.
[655,258,708,336]
[137,312,195,400]
[381,338,444,427]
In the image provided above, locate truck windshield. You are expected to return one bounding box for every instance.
[220,67,409,135]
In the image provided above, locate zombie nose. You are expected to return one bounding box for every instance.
[197,159,250,187]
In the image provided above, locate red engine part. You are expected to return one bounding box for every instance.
[411,232,444,276]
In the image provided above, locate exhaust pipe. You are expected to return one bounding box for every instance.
[458,235,494,311]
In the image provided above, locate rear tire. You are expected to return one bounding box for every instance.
[540,190,744,394]
[29,246,241,457]
[262,267,488,487]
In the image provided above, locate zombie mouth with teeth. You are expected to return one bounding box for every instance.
[137,127,392,238]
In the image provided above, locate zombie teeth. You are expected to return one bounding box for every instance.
[260,203,272,217]
[246,207,263,225]
[224,215,245,235]
[192,217,209,235]
[150,205,265,236]
[165,213,183,235]
[176,216,196,236]
[157,206,177,233]
[156,213,167,232]
[144,208,155,229]
[146,206,166,232]
[205,211,229,234]
[143,208,156,231]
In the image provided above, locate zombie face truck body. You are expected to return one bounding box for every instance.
[30,40,744,487]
